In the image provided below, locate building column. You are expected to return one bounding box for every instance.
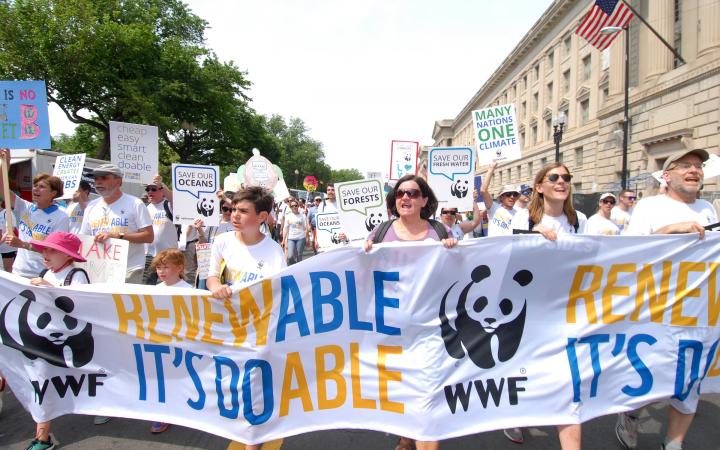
[698,0,720,56]
[644,0,673,81]
[608,33,626,95]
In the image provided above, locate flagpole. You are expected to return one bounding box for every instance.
[619,0,686,65]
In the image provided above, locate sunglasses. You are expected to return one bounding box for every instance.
[546,173,572,183]
[222,206,232,212]
[290,204,298,207]
[601,199,616,205]
[441,210,457,215]
[503,192,520,198]
[314,199,321,202]
[145,186,160,192]
[624,196,637,201]
[396,188,421,199]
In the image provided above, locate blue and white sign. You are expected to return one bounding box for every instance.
[427,146,475,211]
[0,80,51,149]
[172,163,220,227]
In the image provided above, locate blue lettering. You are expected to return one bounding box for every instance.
[373,271,401,336]
[242,359,274,425]
[346,271,372,331]
[144,344,170,402]
[276,275,310,342]
[310,271,343,334]
[214,356,240,419]
[185,351,205,410]
[623,334,656,397]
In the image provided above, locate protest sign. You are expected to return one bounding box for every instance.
[472,104,520,165]
[109,121,158,185]
[195,242,212,283]
[1,234,719,445]
[0,80,51,149]
[389,140,418,180]
[52,153,86,198]
[315,212,345,249]
[241,149,278,190]
[336,179,386,240]
[273,179,291,202]
[172,164,220,227]
[427,147,475,211]
[75,235,128,284]
[223,173,241,192]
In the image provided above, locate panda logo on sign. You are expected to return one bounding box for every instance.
[0,290,94,368]
[450,179,469,198]
[196,197,215,217]
[365,212,384,232]
[439,265,532,369]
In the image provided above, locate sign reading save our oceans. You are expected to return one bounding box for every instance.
[472,104,520,165]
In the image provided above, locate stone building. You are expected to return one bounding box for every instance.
[431,0,719,199]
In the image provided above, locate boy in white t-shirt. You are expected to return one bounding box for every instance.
[480,160,520,236]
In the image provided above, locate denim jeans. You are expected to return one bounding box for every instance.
[287,238,306,265]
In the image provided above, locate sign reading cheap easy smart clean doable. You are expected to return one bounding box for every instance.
[0,80,51,149]
[427,147,475,212]
[109,121,158,185]
[172,163,220,227]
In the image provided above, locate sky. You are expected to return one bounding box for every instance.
[50,0,554,176]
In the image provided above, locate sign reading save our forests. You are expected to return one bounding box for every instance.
[0,80,51,149]
[471,104,520,165]
[109,121,158,185]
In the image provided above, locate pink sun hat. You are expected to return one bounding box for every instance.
[30,232,87,263]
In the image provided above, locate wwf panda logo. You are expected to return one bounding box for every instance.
[439,265,532,369]
[331,232,341,244]
[196,197,215,217]
[0,290,94,368]
[365,212,384,232]
[450,179,469,198]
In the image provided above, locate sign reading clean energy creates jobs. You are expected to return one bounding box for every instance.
[1,235,719,444]
[336,179,386,241]
[172,163,220,227]
[472,104,520,165]
[52,153,86,199]
[427,147,475,212]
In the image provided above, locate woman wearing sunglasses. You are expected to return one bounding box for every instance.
[438,190,481,240]
[586,193,621,235]
[282,200,310,265]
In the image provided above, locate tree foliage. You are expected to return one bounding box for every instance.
[330,168,364,183]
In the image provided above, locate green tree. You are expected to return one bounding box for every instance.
[0,0,270,167]
[330,168,364,183]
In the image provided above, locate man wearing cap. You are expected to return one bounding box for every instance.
[611,189,637,233]
[586,193,621,235]
[80,164,153,284]
[143,175,179,285]
[515,184,532,210]
[481,160,520,236]
[619,149,717,450]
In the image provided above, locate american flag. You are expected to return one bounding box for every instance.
[575,0,634,51]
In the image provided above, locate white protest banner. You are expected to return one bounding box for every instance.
[109,121,158,185]
[472,104,520,165]
[195,242,212,282]
[273,178,291,202]
[427,147,475,211]
[335,179,386,241]
[172,164,220,227]
[75,235,128,284]
[315,212,345,249]
[389,140,418,180]
[1,235,719,445]
[52,153,86,199]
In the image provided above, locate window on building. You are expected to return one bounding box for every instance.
[516,165,522,180]
[531,125,537,145]
[602,87,609,106]
[580,99,590,125]
[507,169,511,183]
[547,50,554,70]
[573,182,582,193]
[523,75,528,90]
[533,92,538,112]
[521,101,526,118]
[558,152,564,163]
[545,117,552,141]
[534,64,540,81]
[575,147,584,166]
[513,84,517,97]
[560,107,569,125]
[541,157,547,167]
[564,34,572,55]
[447,138,453,146]
[563,69,571,93]
[546,82,553,103]
[674,0,682,68]
[528,161,533,177]
[520,130,525,148]
[499,170,503,184]
[582,55,592,81]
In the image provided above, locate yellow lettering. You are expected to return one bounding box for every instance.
[377,345,404,414]
[708,263,720,326]
[146,296,171,343]
[201,296,224,345]
[671,262,704,326]
[601,264,635,324]
[350,342,376,409]
[171,295,200,341]
[315,345,346,410]
[567,265,602,323]
[113,294,145,339]
[238,279,273,346]
[280,352,314,416]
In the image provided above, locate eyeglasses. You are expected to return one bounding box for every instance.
[396,188,421,199]
[545,173,572,183]
[601,199,616,205]
[145,186,159,192]
[503,192,520,198]
[290,204,298,207]
[441,210,457,215]
[222,206,232,212]
[314,199,321,202]
[669,162,705,171]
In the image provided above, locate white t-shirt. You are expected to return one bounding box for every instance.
[65,202,86,235]
[13,198,70,278]
[513,209,588,235]
[586,213,621,236]
[625,194,718,235]
[0,209,17,254]
[80,193,153,271]
[450,223,465,240]
[610,206,632,233]
[146,200,178,256]
[285,212,307,240]
[42,265,90,286]
[159,279,193,288]
[488,203,518,236]
[318,200,338,213]
[208,232,286,287]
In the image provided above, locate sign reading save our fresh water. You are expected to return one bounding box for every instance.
[472,104,520,165]
[0,80,51,149]
[427,147,475,212]
[172,163,220,227]
[1,235,719,445]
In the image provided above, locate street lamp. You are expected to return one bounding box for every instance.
[294,169,299,189]
[600,25,629,189]
[552,111,566,163]
[180,120,196,153]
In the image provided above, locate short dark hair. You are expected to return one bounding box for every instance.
[232,186,273,213]
[79,180,91,192]
[386,174,438,220]
[618,189,636,197]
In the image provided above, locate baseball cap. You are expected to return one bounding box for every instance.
[92,164,124,178]
[518,184,532,196]
[662,149,709,171]
[599,193,616,201]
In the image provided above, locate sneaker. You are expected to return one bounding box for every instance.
[150,422,170,434]
[615,412,638,449]
[25,439,55,450]
[93,415,111,425]
[503,428,524,444]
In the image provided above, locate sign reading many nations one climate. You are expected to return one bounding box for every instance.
[1,235,719,445]
[0,80,51,149]
[472,104,520,165]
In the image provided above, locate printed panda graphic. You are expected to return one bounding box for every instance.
[365,212,384,232]
[0,290,94,368]
[331,232,341,244]
[197,197,215,217]
[439,265,532,369]
[450,179,469,198]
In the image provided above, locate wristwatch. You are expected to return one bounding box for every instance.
[119,232,125,240]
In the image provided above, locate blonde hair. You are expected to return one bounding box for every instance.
[151,249,185,275]
[528,163,578,227]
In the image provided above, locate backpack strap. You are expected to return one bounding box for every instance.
[64,268,90,286]
[428,219,449,239]
[39,268,48,278]
[372,219,396,244]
